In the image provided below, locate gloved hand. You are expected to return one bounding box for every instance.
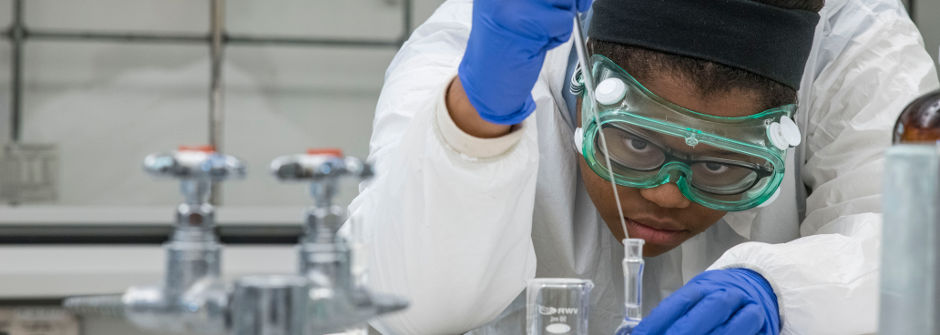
[633,269,781,335]
[458,0,591,125]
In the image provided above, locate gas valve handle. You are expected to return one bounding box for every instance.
[270,149,372,210]
[143,146,246,181]
[270,149,372,182]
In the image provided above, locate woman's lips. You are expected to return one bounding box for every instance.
[624,217,687,246]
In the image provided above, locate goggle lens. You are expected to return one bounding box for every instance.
[593,124,771,196]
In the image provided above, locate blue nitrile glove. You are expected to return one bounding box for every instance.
[458,0,592,125]
[633,269,781,335]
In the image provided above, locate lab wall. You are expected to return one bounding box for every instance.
[0,0,444,209]
[913,0,940,65]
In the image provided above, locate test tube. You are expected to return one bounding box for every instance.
[526,278,594,335]
[614,238,645,335]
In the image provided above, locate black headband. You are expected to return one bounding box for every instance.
[588,0,820,90]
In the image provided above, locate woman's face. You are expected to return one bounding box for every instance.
[577,71,765,257]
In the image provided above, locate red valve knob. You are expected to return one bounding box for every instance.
[306,148,343,157]
[178,145,216,153]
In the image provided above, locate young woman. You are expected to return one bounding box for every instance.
[350,0,940,333]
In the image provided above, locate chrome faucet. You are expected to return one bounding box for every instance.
[65,146,244,335]
[64,147,407,335]
[270,149,407,334]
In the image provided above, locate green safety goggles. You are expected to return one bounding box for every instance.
[573,55,802,211]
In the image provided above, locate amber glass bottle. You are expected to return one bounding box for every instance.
[893,89,940,143]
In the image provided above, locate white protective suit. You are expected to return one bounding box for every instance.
[349,0,940,333]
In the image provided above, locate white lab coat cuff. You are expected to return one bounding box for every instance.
[435,77,525,159]
[706,242,791,333]
[707,218,880,335]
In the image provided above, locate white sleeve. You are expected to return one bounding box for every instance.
[709,1,940,334]
[348,1,540,333]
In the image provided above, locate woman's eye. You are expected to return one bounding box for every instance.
[703,162,729,174]
[627,138,650,152]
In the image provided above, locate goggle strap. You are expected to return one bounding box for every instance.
[570,64,585,96]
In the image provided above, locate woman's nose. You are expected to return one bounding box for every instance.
[639,183,691,209]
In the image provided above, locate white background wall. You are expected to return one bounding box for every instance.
[911,0,939,65]
[0,0,445,209]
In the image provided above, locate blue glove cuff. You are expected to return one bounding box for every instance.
[475,97,537,125]
[728,268,781,334]
[457,66,537,125]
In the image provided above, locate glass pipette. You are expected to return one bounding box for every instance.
[571,14,629,239]
[571,15,647,334]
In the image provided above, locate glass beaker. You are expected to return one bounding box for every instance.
[526,278,594,335]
